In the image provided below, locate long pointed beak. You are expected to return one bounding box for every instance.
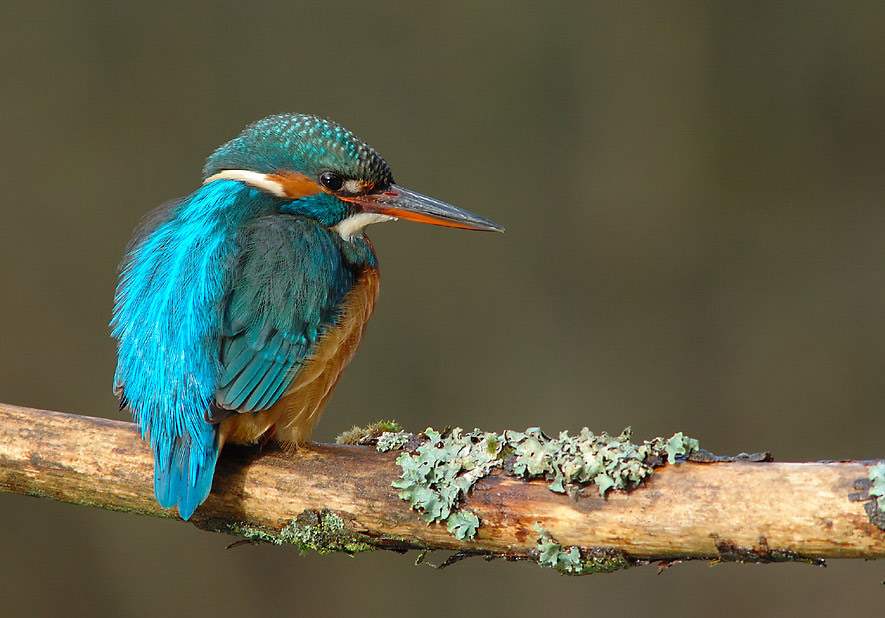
[350,184,504,232]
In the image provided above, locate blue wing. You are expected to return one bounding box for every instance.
[112,182,261,520]
[215,215,355,414]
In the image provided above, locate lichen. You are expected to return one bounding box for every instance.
[508,427,698,496]
[376,430,416,452]
[869,461,885,510]
[385,425,699,542]
[281,508,374,555]
[336,420,403,445]
[535,525,633,575]
[391,428,501,540]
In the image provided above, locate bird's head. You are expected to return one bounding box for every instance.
[202,113,503,239]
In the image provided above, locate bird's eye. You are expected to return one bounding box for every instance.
[320,171,344,191]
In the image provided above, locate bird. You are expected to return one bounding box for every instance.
[111,113,503,520]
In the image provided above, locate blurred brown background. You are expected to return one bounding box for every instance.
[2,2,884,616]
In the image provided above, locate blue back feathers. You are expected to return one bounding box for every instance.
[112,181,267,518]
[112,114,385,519]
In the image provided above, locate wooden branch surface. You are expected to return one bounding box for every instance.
[1,402,883,563]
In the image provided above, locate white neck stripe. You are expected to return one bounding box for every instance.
[204,170,286,198]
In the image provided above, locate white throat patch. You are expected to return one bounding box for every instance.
[335,212,397,241]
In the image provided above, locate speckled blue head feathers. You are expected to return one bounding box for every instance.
[203,113,394,188]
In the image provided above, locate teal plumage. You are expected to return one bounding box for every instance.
[216,216,374,413]
[112,114,502,520]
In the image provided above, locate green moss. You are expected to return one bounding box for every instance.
[535,525,633,575]
[281,508,374,555]
[221,522,285,545]
[385,425,699,541]
[206,510,373,555]
[713,537,825,567]
[336,420,403,445]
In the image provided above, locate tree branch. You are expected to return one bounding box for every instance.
[2,402,883,572]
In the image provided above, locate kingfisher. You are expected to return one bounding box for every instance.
[111,113,502,520]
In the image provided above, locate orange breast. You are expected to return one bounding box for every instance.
[218,266,380,449]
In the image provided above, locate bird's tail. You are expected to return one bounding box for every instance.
[153,423,219,520]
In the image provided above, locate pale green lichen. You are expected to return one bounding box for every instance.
[509,427,699,496]
[665,431,700,462]
[535,525,633,575]
[537,525,584,573]
[445,510,480,539]
[385,425,700,542]
[869,462,885,510]
[376,430,416,452]
[392,428,501,540]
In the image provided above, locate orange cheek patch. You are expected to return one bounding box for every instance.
[266,172,324,200]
